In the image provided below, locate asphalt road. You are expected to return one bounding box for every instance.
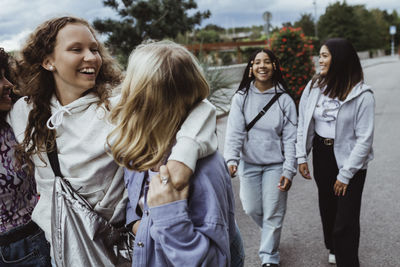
[216,57,400,267]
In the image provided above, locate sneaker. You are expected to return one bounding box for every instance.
[262,264,279,267]
[328,253,336,264]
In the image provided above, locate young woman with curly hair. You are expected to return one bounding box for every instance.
[7,17,217,264]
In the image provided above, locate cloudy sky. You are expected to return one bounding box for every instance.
[1,0,399,51]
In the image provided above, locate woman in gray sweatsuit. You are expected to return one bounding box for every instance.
[296,38,374,267]
[224,49,297,267]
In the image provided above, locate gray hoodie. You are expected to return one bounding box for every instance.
[296,80,375,184]
[224,83,298,180]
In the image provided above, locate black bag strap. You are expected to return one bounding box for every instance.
[245,93,282,131]
[47,144,63,178]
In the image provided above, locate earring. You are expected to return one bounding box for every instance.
[273,62,276,71]
[248,61,254,78]
[49,65,54,71]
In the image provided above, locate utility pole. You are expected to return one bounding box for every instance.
[313,0,318,37]
[390,25,396,56]
[263,11,272,39]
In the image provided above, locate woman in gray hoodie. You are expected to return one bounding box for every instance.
[296,38,374,267]
[224,49,297,267]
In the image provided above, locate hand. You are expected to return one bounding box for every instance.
[131,220,141,235]
[166,160,193,191]
[334,180,348,196]
[228,165,237,178]
[299,163,311,179]
[278,176,292,192]
[147,165,189,207]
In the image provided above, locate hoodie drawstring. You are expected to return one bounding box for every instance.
[46,101,72,130]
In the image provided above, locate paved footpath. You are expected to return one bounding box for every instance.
[216,56,400,266]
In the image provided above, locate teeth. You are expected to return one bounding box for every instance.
[79,68,95,74]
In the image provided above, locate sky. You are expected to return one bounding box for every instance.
[1,0,399,51]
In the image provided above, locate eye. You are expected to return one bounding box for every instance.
[90,47,99,53]
[71,47,82,52]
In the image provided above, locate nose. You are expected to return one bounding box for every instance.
[84,49,97,62]
[1,76,13,89]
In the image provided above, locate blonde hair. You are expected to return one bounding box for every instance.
[108,41,209,171]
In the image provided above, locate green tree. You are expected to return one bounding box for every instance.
[195,28,222,43]
[317,2,363,49]
[294,13,315,37]
[355,7,389,51]
[93,0,210,65]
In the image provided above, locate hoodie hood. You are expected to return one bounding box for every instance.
[47,92,100,130]
[50,92,100,114]
[345,82,373,102]
[250,82,286,94]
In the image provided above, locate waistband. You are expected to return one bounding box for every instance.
[314,133,334,146]
[0,220,39,246]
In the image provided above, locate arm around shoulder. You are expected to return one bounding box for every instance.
[169,99,217,172]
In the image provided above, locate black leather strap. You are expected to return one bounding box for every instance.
[47,144,63,178]
[245,93,282,131]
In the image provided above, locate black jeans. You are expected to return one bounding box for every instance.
[312,135,366,267]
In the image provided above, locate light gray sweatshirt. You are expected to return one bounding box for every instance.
[224,83,298,180]
[296,80,375,184]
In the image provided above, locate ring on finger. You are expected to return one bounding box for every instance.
[160,175,169,185]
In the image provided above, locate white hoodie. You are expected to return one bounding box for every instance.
[8,93,217,241]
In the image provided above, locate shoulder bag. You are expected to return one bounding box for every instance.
[245,93,282,131]
[48,145,133,267]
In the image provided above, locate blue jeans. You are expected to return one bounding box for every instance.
[0,223,51,267]
[230,222,245,267]
[238,161,287,265]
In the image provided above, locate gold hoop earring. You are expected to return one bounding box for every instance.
[249,61,254,78]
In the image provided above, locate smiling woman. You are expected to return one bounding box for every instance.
[224,49,297,267]
[41,23,103,106]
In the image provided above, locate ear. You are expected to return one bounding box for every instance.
[42,56,55,71]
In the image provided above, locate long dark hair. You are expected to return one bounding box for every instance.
[313,38,363,100]
[237,49,290,95]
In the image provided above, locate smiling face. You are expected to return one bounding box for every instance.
[43,23,102,103]
[0,68,13,112]
[252,52,274,88]
[319,45,332,76]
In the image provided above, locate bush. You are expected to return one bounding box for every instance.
[270,27,315,102]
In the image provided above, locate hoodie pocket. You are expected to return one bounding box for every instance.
[243,139,283,164]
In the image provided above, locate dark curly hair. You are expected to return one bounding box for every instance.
[15,16,122,173]
[0,48,21,126]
